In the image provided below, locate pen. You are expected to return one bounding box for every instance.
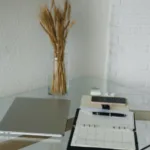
[92,112,126,117]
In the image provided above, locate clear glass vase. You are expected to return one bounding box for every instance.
[48,57,68,95]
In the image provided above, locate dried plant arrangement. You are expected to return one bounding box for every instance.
[39,0,75,95]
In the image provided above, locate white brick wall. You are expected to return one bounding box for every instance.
[108,1,150,147]
[108,0,150,92]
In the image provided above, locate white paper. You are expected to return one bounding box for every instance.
[71,110,136,150]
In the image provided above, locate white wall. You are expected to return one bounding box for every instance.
[67,0,91,78]
[0,0,110,97]
[0,0,52,97]
[68,0,111,79]
[108,0,150,92]
[86,0,111,78]
[0,0,90,97]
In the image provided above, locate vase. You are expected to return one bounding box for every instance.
[49,57,67,95]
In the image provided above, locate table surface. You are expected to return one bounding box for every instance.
[0,77,150,150]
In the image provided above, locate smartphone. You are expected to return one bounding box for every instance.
[92,96,127,104]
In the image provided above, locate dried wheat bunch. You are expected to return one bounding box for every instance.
[39,0,75,95]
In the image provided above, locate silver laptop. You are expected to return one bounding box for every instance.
[0,97,70,138]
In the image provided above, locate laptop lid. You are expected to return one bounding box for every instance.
[0,97,70,138]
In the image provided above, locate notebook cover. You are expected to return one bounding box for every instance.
[67,109,139,150]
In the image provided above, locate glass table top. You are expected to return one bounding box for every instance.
[0,77,150,150]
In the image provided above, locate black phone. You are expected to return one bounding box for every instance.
[92,96,127,104]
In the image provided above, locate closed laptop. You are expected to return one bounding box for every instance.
[0,97,70,138]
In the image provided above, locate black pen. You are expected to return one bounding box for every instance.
[92,112,126,117]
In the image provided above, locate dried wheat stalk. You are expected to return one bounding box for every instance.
[39,0,75,95]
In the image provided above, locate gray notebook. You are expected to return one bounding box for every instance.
[0,97,70,138]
